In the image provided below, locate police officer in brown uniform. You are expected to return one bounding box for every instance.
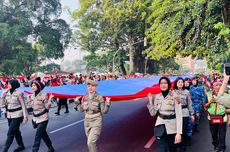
[173,77,194,152]
[75,79,111,152]
[1,80,28,152]
[27,80,55,152]
[147,77,183,152]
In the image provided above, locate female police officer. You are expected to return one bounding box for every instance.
[147,76,183,152]
[27,80,55,152]
[1,79,28,152]
[75,79,111,152]
[173,77,194,152]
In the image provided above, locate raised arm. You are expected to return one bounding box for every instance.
[147,93,158,117]
[100,96,111,114]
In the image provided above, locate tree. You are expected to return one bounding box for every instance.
[72,0,151,74]
[0,0,71,75]
[146,0,230,69]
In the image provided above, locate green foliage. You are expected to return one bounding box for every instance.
[146,0,230,69]
[38,63,61,73]
[0,0,71,75]
[73,0,229,73]
[72,0,150,74]
[147,58,180,74]
[83,50,114,71]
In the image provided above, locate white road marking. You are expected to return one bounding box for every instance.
[50,119,84,134]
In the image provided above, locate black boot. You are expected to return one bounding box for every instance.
[2,146,9,152]
[14,145,25,152]
[47,145,55,152]
[64,111,69,113]
[54,112,60,115]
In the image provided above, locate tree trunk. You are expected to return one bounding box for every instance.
[135,47,145,73]
[115,40,127,75]
[128,37,136,74]
[129,48,136,74]
[118,50,127,75]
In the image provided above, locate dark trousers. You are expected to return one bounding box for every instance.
[32,120,53,152]
[156,133,177,152]
[57,99,68,114]
[209,121,226,151]
[179,117,189,152]
[3,117,24,152]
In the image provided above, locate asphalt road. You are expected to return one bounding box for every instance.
[0,98,229,152]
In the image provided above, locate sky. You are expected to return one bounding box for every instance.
[51,0,84,64]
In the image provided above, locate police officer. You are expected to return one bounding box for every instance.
[27,80,55,152]
[189,77,206,132]
[204,79,227,152]
[75,79,111,152]
[55,98,69,115]
[1,79,28,152]
[183,78,193,145]
[147,77,183,152]
[173,77,194,152]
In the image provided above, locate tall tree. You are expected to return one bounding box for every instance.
[72,0,151,74]
[146,0,230,69]
[0,0,71,75]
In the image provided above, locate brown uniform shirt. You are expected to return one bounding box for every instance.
[1,89,28,119]
[76,92,111,115]
[28,91,51,124]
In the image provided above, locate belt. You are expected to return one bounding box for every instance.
[7,107,22,112]
[85,113,101,119]
[33,109,48,117]
[158,113,176,120]
[182,105,188,109]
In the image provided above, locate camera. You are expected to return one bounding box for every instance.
[224,63,230,76]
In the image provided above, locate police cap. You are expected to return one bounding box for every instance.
[86,79,98,86]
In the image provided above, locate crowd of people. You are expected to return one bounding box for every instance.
[0,71,230,152]
[147,71,230,152]
[0,72,147,90]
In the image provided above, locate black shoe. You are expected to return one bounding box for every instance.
[47,145,55,152]
[214,146,218,151]
[2,147,9,152]
[14,146,25,152]
[64,111,69,113]
[55,112,60,115]
[216,148,225,152]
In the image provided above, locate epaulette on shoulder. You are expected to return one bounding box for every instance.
[18,91,24,98]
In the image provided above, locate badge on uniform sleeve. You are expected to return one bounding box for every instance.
[19,93,24,99]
